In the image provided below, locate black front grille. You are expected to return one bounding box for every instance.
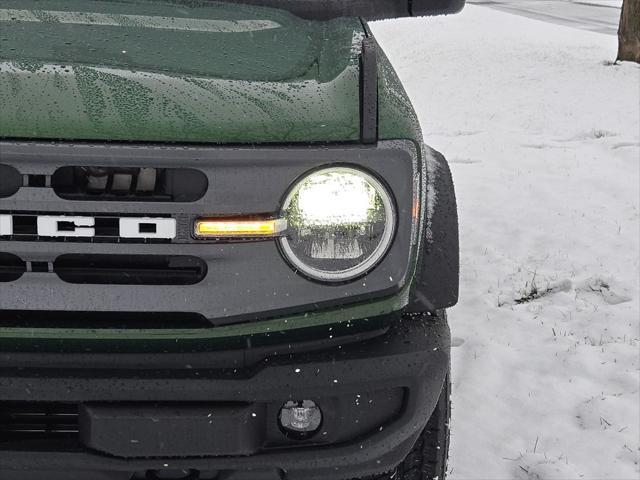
[0,403,79,442]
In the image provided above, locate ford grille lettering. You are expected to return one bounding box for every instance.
[0,214,176,240]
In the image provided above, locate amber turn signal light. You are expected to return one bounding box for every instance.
[194,218,287,238]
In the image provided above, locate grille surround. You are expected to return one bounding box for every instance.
[0,140,417,326]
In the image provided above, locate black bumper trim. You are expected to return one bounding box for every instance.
[0,313,450,480]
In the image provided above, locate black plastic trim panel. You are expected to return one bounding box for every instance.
[408,146,459,311]
[0,314,451,480]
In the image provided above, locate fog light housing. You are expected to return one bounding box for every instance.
[278,400,322,439]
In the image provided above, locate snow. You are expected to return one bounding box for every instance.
[371,5,640,480]
[571,0,622,7]
[467,0,621,35]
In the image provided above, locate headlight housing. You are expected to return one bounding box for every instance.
[279,167,396,282]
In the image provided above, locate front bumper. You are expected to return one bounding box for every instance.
[0,313,450,480]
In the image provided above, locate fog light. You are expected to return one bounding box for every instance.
[278,400,322,438]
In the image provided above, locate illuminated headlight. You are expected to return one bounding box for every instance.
[279,167,395,282]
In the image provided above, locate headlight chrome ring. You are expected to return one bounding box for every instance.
[279,166,396,282]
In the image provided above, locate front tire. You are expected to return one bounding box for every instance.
[368,375,451,480]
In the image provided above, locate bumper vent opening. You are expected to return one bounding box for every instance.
[0,253,26,282]
[0,311,211,329]
[52,166,207,202]
[0,403,79,442]
[54,254,207,285]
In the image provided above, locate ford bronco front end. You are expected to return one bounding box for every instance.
[0,1,461,479]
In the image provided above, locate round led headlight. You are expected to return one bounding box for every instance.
[279,167,396,282]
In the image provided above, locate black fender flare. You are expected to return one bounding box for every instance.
[407,145,460,312]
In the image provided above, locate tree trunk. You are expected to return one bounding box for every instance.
[617,0,640,63]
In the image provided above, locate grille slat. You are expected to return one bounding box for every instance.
[1,254,207,286]
[1,403,79,441]
[54,254,207,286]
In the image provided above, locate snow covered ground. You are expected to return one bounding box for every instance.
[468,0,622,35]
[372,6,639,480]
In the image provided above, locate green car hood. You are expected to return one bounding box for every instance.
[0,0,364,144]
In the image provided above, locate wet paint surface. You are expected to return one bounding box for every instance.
[0,0,363,143]
[0,1,427,346]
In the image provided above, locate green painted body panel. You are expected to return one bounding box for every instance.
[0,287,411,352]
[0,0,363,143]
[0,1,426,349]
[377,46,424,146]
